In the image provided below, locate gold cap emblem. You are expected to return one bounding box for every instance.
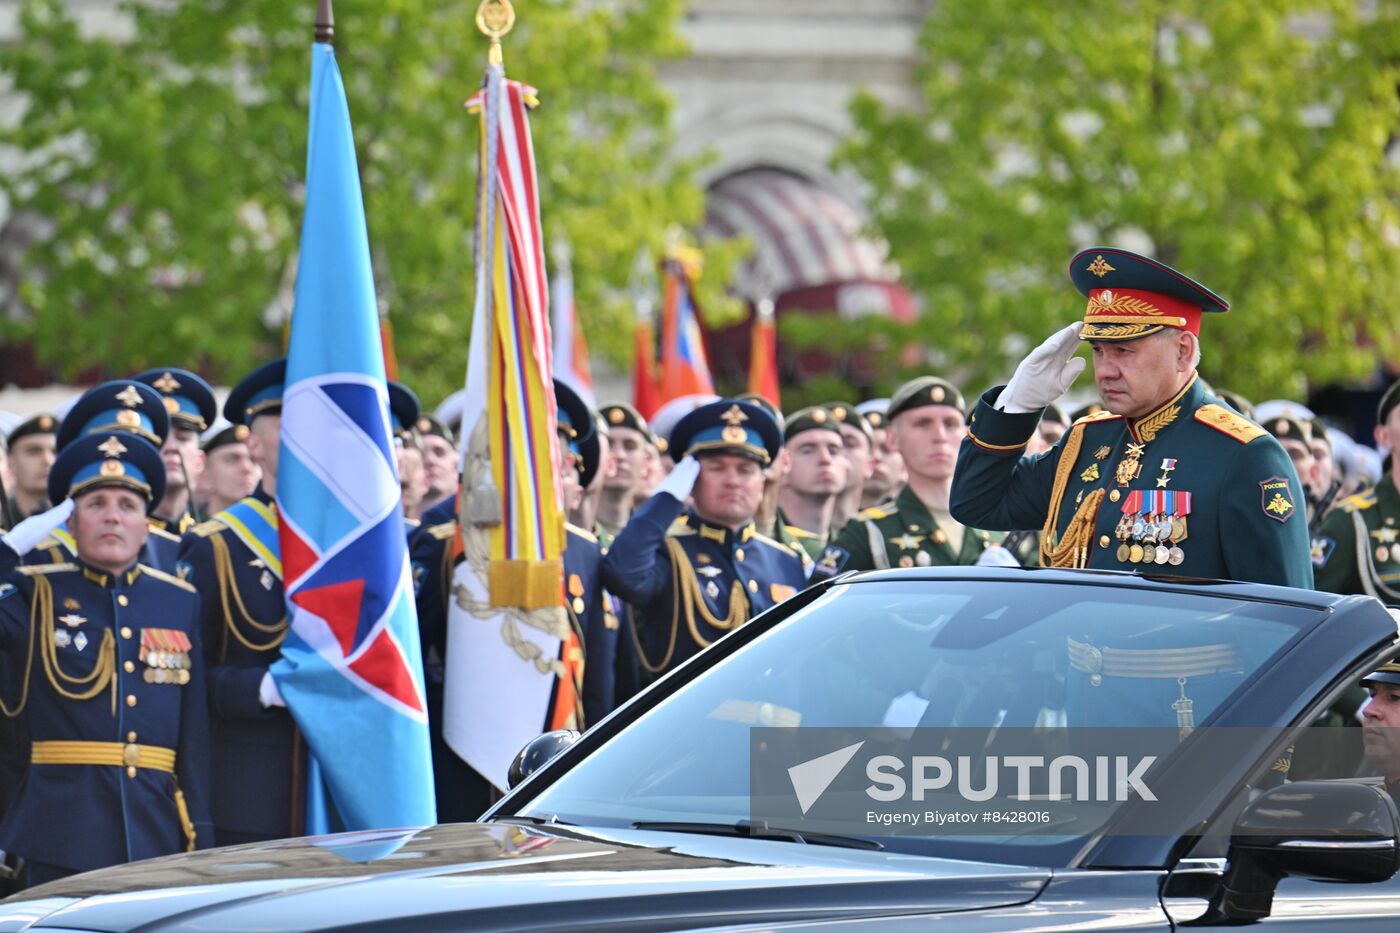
[812,409,827,423]
[116,410,140,428]
[115,385,143,408]
[152,372,181,394]
[720,404,748,427]
[417,417,432,433]
[1086,255,1116,278]
[931,386,946,403]
[608,409,625,425]
[100,459,125,477]
[163,397,180,414]
[96,436,128,457]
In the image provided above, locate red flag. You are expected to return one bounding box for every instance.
[747,298,779,409]
[632,316,660,419]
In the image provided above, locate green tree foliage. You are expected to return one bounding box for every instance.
[1,0,730,404]
[835,1,1400,401]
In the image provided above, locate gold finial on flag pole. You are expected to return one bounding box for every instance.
[476,0,516,67]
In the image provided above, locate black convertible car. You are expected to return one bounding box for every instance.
[4,567,1400,931]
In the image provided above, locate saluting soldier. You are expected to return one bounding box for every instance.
[815,378,1010,578]
[950,247,1312,588]
[773,406,847,561]
[595,403,655,548]
[30,381,175,572]
[602,400,808,679]
[133,368,218,541]
[416,414,459,520]
[0,431,211,887]
[1313,380,1400,600]
[175,358,300,846]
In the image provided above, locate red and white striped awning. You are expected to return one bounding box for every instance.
[704,168,896,300]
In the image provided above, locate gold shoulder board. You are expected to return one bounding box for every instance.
[139,564,197,593]
[191,520,227,538]
[753,533,801,559]
[858,505,895,520]
[566,522,598,543]
[18,562,79,576]
[427,522,458,541]
[783,524,819,540]
[1073,410,1123,426]
[1340,491,1378,513]
[147,525,181,543]
[1194,404,1266,443]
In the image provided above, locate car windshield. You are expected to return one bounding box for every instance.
[512,578,1322,866]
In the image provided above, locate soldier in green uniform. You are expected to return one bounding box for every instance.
[855,399,905,509]
[3,415,57,523]
[596,403,655,550]
[950,247,1312,589]
[774,406,847,561]
[825,402,873,534]
[814,378,1007,578]
[1313,380,1400,601]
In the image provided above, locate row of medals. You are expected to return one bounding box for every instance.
[1114,512,1187,566]
[143,649,192,685]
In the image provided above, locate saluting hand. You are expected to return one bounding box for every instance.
[996,322,1086,414]
[654,455,701,502]
[1,498,75,557]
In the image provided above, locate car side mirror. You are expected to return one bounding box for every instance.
[1196,780,1400,924]
[507,730,580,790]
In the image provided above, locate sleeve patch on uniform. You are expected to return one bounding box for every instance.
[1260,476,1296,523]
[176,560,194,583]
[814,545,849,576]
[411,561,427,596]
[1310,536,1336,569]
[0,582,14,601]
[770,583,797,602]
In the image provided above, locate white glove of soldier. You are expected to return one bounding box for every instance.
[1,498,75,556]
[975,545,1021,568]
[654,454,701,502]
[259,672,287,709]
[996,322,1087,414]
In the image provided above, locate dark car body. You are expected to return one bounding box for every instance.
[4,567,1400,931]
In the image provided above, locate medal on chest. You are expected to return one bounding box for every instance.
[1114,489,1192,566]
[1114,443,1145,487]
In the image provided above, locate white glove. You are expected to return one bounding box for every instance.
[654,455,701,502]
[996,322,1087,414]
[258,671,286,708]
[976,545,1021,568]
[2,498,75,556]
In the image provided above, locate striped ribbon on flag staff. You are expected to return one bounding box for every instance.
[444,59,576,791]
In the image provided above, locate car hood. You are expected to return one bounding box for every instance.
[0,822,1049,932]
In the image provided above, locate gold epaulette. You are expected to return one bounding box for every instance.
[565,522,598,543]
[191,519,227,538]
[752,531,800,558]
[1339,490,1378,513]
[138,564,197,593]
[1194,404,1266,444]
[33,535,63,551]
[18,562,78,576]
[668,516,696,537]
[782,524,820,540]
[147,525,181,543]
[427,521,457,541]
[858,504,895,521]
[1073,409,1123,426]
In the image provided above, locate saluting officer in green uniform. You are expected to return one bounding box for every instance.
[950,247,1312,589]
[1314,380,1400,601]
[813,378,1007,579]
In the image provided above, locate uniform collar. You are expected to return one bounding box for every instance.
[76,556,142,589]
[147,510,190,534]
[894,486,938,532]
[1127,373,1202,443]
[684,509,756,547]
[252,484,274,506]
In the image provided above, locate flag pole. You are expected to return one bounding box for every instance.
[315,0,333,43]
[476,0,516,66]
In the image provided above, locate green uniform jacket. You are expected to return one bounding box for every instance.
[1313,474,1400,602]
[949,375,1313,589]
[812,486,999,579]
[773,507,828,563]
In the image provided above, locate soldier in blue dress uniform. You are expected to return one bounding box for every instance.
[950,248,1312,588]
[133,368,218,540]
[29,380,175,572]
[602,399,809,680]
[175,358,300,846]
[0,430,211,887]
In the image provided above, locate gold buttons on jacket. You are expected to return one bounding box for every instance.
[121,627,132,639]
[118,595,129,607]
[748,579,758,593]
[124,661,135,673]
[735,548,745,561]
[128,731,137,742]
[1099,536,1110,548]
[126,695,137,708]
[1109,490,1121,503]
